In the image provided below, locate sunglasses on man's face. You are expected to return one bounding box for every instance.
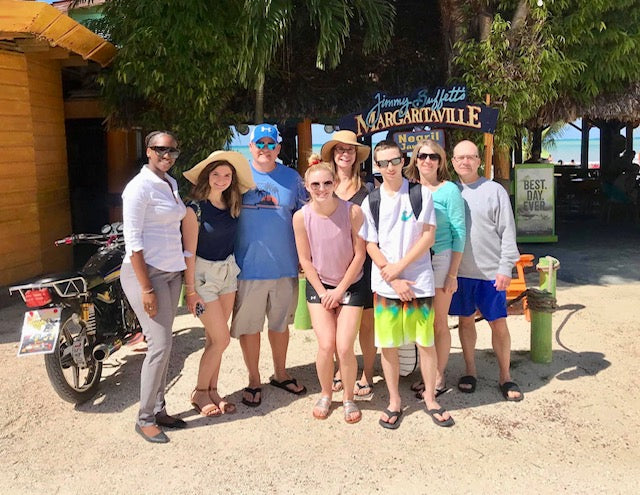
[376,157,403,168]
[255,141,277,150]
[416,153,440,162]
[149,146,180,159]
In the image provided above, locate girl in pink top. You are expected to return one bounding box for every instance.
[293,160,366,423]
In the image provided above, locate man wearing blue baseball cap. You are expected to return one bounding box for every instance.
[231,123,308,407]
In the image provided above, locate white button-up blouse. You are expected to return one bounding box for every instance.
[122,165,187,272]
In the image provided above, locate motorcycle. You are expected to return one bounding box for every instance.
[9,223,142,404]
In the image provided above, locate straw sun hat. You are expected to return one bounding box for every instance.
[183,150,255,194]
[320,130,370,164]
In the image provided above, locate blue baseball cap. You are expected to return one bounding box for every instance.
[250,123,282,144]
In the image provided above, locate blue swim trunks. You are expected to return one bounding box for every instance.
[449,277,507,322]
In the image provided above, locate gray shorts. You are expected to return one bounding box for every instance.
[431,249,452,289]
[230,277,297,337]
[195,254,240,302]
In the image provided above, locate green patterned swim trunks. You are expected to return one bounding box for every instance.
[373,294,434,348]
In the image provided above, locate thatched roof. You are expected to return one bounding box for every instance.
[531,81,640,127]
[582,81,640,126]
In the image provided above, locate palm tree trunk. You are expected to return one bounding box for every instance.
[254,71,264,124]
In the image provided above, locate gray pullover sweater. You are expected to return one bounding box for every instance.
[456,177,520,280]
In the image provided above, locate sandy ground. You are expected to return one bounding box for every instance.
[1,220,639,494]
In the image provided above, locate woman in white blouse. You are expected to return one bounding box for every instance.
[121,131,187,444]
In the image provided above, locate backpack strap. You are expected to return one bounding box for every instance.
[368,187,381,231]
[408,182,423,221]
[369,183,422,231]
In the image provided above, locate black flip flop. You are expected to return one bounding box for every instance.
[378,408,403,430]
[499,381,524,402]
[410,380,425,393]
[457,375,477,393]
[241,387,262,407]
[269,377,307,395]
[426,407,455,427]
[415,386,450,400]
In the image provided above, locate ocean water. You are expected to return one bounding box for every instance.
[543,138,640,164]
[231,139,640,166]
[229,145,323,165]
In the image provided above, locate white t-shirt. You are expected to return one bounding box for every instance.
[359,179,437,299]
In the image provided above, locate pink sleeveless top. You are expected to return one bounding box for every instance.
[302,199,363,286]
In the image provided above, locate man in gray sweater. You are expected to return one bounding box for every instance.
[449,140,523,401]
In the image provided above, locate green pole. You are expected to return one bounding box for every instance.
[530,310,553,363]
[294,277,312,330]
[537,256,560,298]
[529,257,560,363]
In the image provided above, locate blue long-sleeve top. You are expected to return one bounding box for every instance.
[432,181,466,254]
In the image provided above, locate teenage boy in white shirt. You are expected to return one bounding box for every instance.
[360,140,454,429]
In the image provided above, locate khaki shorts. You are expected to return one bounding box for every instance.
[230,277,297,337]
[195,254,240,303]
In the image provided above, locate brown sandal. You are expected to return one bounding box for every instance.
[209,387,236,414]
[191,388,222,417]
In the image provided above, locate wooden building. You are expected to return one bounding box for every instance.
[0,0,115,286]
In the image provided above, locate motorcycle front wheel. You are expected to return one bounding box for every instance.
[44,310,102,404]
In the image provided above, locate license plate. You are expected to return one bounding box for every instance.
[17,308,62,356]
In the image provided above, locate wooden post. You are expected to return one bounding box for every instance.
[297,118,312,177]
[483,94,494,178]
[107,129,138,222]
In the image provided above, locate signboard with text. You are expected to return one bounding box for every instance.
[391,130,445,153]
[338,86,499,138]
[514,163,558,243]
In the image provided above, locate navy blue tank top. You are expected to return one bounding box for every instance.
[189,201,238,261]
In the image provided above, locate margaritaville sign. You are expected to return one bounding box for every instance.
[338,86,499,137]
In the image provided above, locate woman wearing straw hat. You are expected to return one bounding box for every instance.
[121,130,187,443]
[182,151,255,416]
[320,130,376,400]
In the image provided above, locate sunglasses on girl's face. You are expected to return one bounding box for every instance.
[255,141,277,150]
[375,157,403,168]
[149,146,180,159]
[309,180,334,190]
[417,152,440,161]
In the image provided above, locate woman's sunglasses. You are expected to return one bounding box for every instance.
[416,153,440,161]
[149,146,180,159]
[309,180,334,190]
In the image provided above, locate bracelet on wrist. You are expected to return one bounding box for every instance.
[186,291,197,297]
[142,287,154,294]
[447,273,457,280]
